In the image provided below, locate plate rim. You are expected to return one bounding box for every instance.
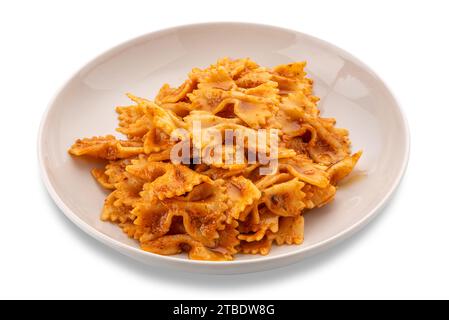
[37,21,410,270]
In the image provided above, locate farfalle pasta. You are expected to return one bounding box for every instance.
[69,57,362,261]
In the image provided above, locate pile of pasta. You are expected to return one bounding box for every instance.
[69,57,361,261]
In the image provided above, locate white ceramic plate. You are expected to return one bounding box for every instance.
[38,22,409,274]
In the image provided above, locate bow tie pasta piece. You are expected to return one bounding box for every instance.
[116,104,152,139]
[224,176,261,223]
[216,57,259,79]
[235,68,273,89]
[279,156,330,188]
[91,168,115,190]
[117,95,188,149]
[69,135,144,160]
[126,160,212,201]
[195,122,280,161]
[101,190,136,224]
[262,178,306,216]
[99,161,148,223]
[142,164,212,200]
[279,93,351,165]
[142,127,174,154]
[155,79,194,104]
[124,158,167,180]
[238,208,279,242]
[141,234,232,261]
[132,201,227,247]
[241,215,304,256]
[221,84,279,128]
[169,181,229,244]
[131,202,175,241]
[270,62,314,96]
[189,57,259,83]
[127,94,186,134]
[230,96,275,129]
[240,237,273,256]
[114,177,146,208]
[241,81,280,100]
[166,202,227,247]
[273,62,307,79]
[131,182,228,247]
[197,67,236,91]
[187,88,230,113]
[216,220,240,256]
[302,184,336,209]
[133,183,229,247]
[268,92,319,137]
[307,120,351,165]
[279,91,320,124]
[91,158,135,190]
[271,215,305,246]
[188,82,279,129]
[327,151,363,185]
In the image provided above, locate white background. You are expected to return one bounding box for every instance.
[0,0,447,299]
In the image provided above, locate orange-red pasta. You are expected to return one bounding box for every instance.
[68,57,361,260]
